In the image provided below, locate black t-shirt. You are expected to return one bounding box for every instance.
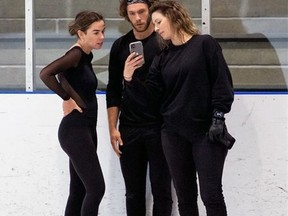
[40,46,98,117]
[106,30,163,127]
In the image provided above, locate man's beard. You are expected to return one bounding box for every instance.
[132,16,151,33]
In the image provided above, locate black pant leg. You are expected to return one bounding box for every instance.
[119,126,147,216]
[193,134,228,216]
[145,127,173,216]
[161,131,199,216]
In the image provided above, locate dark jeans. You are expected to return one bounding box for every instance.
[119,125,173,216]
[161,131,228,216]
[58,110,105,216]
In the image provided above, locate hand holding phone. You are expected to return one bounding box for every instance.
[129,41,145,65]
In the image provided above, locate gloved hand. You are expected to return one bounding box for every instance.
[209,116,225,143]
[209,111,235,149]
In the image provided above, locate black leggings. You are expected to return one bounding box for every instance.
[58,110,105,216]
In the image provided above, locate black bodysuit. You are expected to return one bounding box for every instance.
[41,46,98,117]
[40,46,105,216]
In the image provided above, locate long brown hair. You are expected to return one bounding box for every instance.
[150,1,200,38]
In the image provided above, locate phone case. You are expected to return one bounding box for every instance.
[129,41,144,56]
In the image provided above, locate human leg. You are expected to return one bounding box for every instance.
[161,131,199,216]
[145,127,172,216]
[73,150,105,216]
[59,112,105,216]
[64,160,86,216]
[193,134,228,216]
[119,126,148,216]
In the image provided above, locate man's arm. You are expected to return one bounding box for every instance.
[107,106,123,157]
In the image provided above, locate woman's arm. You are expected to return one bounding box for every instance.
[39,47,82,100]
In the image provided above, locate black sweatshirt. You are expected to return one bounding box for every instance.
[106,30,163,127]
[126,34,234,137]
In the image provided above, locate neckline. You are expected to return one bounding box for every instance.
[71,43,91,55]
[131,30,156,43]
[70,45,90,56]
[170,35,195,49]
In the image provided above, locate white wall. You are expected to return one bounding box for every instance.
[0,93,287,216]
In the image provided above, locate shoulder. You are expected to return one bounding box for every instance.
[64,46,87,67]
[145,32,162,46]
[112,30,134,48]
[65,46,83,57]
[194,34,215,42]
[190,34,218,47]
[193,34,221,52]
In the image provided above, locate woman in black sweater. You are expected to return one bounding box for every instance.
[40,11,105,215]
[124,1,235,216]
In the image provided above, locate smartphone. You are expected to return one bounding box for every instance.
[129,41,144,58]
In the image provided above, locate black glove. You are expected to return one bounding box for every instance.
[209,111,236,149]
[209,116,225,142]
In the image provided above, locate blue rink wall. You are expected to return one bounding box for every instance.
[0,93,287,216]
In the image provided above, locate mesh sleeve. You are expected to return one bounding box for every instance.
[39,47,82,100]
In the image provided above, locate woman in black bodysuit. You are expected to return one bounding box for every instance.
[40,11,106,216]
